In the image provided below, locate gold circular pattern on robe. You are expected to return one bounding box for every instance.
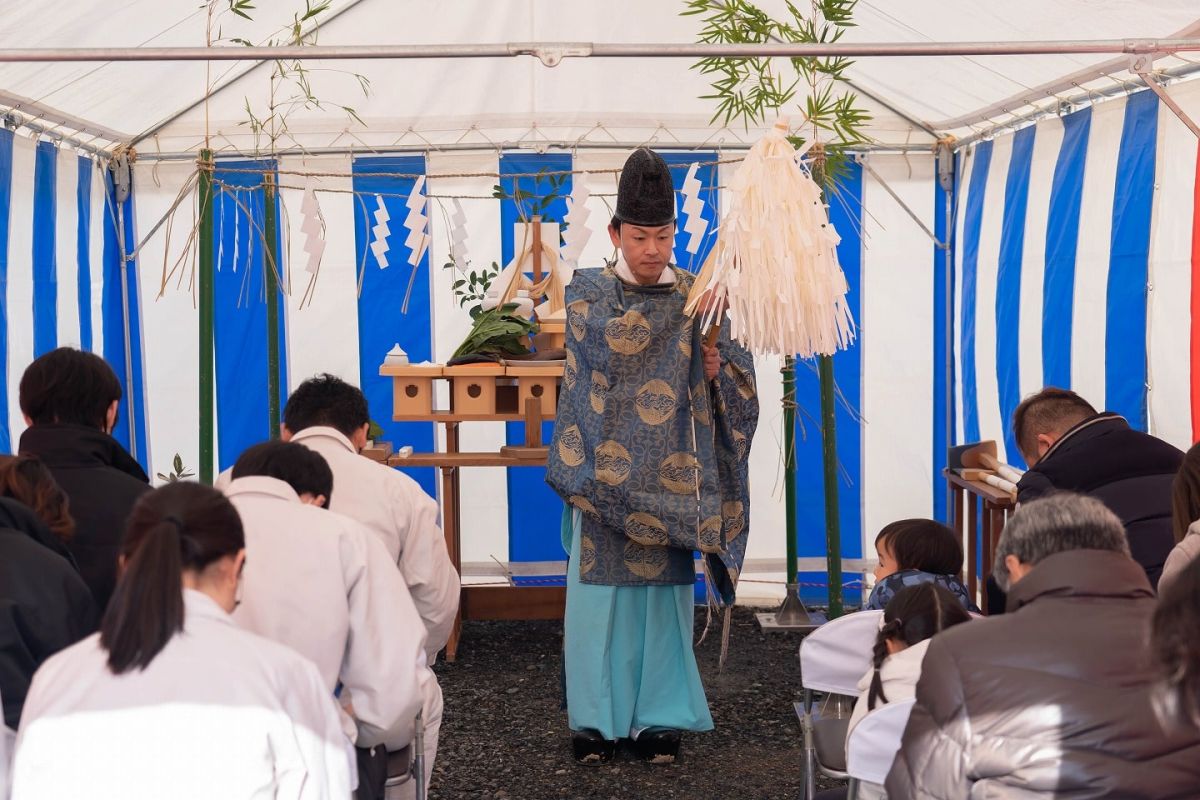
[589,371,609,415]
[634,379,678,426]
[722,500,747,541]
[595,440,633,486]
[659,452,701,494]
[557,425,585,467]
[691,384,711,427]
[563,349,578,390]
[579,535,597,576]
[623,540,669,579]
[570,495,599,519]
[624,512,669,546]
[698,515,723,551]
[567,299,590,341]
[732,429,750,461]
[604,310,653,356]
[724,362,756,400]
[677,326,693,360]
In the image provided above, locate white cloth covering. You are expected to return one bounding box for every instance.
[12,590,353,800]
[277,426,460,664]
[226,475,431,751]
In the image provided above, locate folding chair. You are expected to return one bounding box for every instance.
[796,610,884,800]
[845,697,917,799]
[383,711,425,800]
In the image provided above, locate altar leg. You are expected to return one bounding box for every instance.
[442,422,463,662]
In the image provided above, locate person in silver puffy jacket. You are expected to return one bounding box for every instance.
[887,493,1200,799]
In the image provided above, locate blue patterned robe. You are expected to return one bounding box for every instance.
[546,265,758,603]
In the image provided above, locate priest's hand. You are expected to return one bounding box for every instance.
[702,344,722,381]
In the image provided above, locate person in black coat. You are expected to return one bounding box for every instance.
[0,496,97,728]
[16,348,150,610]
[1012,387,1182,589]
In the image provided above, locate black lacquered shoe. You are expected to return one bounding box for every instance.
[632,727,681,764]
[572,729,616,766]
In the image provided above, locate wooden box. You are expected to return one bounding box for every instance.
[538,319,566,350]
[443,364,509,415]
[505,364,563,417]
[380,364,443,417]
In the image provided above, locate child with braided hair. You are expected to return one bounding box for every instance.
[839,583,971,799]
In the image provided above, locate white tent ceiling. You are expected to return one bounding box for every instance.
[0,0,1198,157]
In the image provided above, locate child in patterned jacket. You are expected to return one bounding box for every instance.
[864,519,979,613]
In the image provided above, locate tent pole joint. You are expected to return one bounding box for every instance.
[1130,55,1200,140]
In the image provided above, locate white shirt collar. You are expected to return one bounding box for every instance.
[614,254,676,287]
[183,588,234,624]
[224,475,302,504]
[291,426,358,454]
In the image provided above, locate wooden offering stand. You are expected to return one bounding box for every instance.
[380,359,566,661]
[944,469,1015,613]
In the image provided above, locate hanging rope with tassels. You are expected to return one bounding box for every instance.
[685,118,856,358]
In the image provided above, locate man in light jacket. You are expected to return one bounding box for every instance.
[887,494,1200,799]
[277,373,459,663]
[226,441,441,799]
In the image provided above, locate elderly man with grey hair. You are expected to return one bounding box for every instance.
[886,493,1200,799]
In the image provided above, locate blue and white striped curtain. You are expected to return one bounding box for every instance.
[951,86,1200,468]
[0,129,146,461]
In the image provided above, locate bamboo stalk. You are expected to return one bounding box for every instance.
[812,149,844,619]
[819,353,843,618]
[783,355,798,586]
[198,150,216,484]
[264,172,282,439]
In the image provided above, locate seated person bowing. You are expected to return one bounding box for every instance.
[226,441,438,800]
[866,519,977,612]
[0,458,97,730]
[228,374,460,665]
[12,482,352,800]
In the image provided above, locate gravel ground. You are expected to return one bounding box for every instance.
[430,605,845,799]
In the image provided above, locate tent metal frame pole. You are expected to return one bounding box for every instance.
[137,140,935,162]
[934,19,1200,133]
[954,60,1200,149]
[2,110,111,159]
[2,38,1200,64]
[114,196,138,461]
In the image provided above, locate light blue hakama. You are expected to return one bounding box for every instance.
[562,509,714,741]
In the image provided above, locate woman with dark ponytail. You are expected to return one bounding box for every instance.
[844,583,971,799]
[12,482,354,799]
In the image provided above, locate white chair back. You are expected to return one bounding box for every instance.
[845,697,917,785]
[799,610,884,695]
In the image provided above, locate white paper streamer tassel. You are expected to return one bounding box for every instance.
[370,194,391,269]
[404,175,429,267]
[685,120,855,358]
[449,198,470,267]
[560,182,592,267]
[300,178,326,275]
[680,163,708,255]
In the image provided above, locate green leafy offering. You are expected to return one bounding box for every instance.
[451,304,539,362]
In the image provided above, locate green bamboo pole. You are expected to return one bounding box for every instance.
[198,150,216,485]
[812,148,843,619]
[819,354,843,618]
[263,172,281,439]
[783,356,798,585]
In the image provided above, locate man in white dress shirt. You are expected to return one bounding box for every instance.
[226,441,442,800]
[278,374,460,663]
